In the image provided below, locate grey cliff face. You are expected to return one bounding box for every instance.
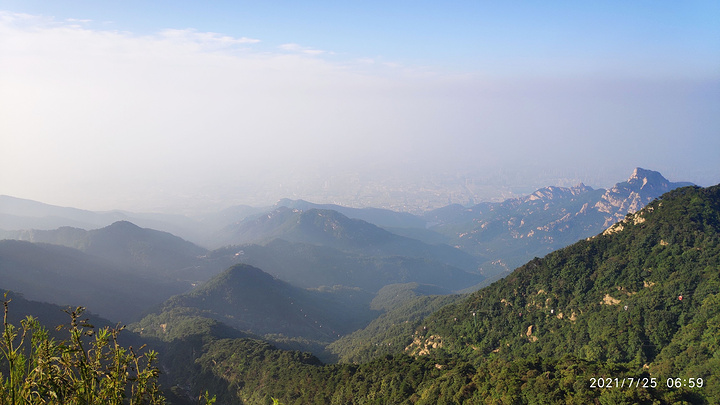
[595,167,694,226]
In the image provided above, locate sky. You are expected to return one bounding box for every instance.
[1,1,719,213]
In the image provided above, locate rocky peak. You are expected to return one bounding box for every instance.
[570,183,593,194]
[525,183,593,202]
[625,167,671,192]
[595,168,694,225]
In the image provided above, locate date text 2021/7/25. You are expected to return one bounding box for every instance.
[590,377,704,389]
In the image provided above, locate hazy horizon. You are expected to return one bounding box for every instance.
[0,165,705,217]
[1,2,718,214]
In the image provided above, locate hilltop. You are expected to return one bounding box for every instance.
[3,220,208,277]
[134,264,378,350]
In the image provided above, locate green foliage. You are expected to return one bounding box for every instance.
[198,391,217,405]
[0,297,165,404]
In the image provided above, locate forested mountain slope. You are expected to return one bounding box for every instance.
[408,184,720,401]
[327,284,463,364]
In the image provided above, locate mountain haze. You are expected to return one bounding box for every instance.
[2,175,716,403]
[275,198,426,228]
[0,240,187,321]
[215,207,480,271]
[212,239,482,293]
[3,221,208,277]
[2,168,692,283]
[0,195,202,242]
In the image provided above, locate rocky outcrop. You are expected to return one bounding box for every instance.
[426,168,694,277]
[595,168,693,226]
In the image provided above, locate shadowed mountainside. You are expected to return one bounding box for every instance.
[0,240,188,321]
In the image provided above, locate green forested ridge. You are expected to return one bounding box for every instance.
[404,185,720,402]
[416,186,719,360]
[327,287,462,364]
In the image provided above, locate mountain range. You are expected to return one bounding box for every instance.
[422,167,695,279]
[2,167,714,403]
[0,168,693,317]
[0,194,201,241]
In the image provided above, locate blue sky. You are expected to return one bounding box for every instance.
[4,1,717,76]
[0,1,718,212]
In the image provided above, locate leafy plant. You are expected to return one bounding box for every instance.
[1,295,165,404]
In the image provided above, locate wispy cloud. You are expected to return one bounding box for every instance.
[65,18,92,23]
[160,28,260,48]
[279,42,326,55]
